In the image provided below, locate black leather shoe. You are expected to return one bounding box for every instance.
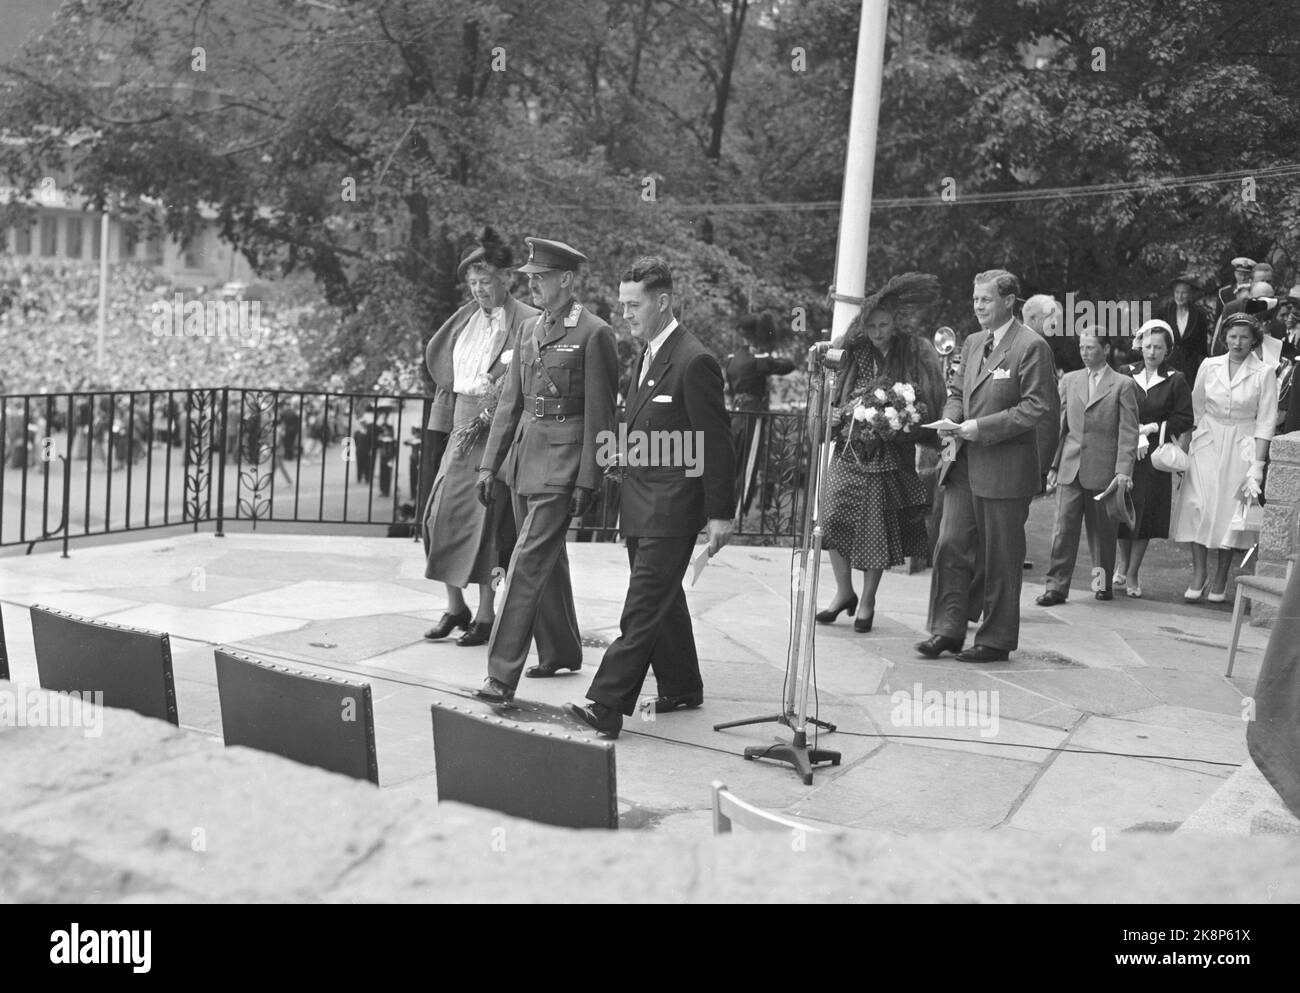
[473,677,514,703]
[816,594,858,624]
[1035,590,1067,606]
[915,634,963,658]
[854,613,874,633]
[525,660,583,678]
[642,691,703,714]
[1094,590,1113,601]
[563,701,622,739]
[424,609,471,640]
[455,622,492,646]
[956,645,1010,664]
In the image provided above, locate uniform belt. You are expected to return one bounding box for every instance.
[530,396,585,418]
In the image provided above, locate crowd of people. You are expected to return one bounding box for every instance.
[808,262,1297,664]
[0,258,315,396]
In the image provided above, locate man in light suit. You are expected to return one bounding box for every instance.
[472,237,618,702]
[1036,328,1139,605]
[917,269,1055,664]
[565,256,735,738]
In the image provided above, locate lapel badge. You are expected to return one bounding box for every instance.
[564,301,581,328]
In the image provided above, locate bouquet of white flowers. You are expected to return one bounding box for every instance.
[838,379,927,462]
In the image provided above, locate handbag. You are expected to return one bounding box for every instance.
[1149,422,1188,474]
[1230,497,1264,533]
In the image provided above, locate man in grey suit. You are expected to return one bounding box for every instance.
[917,269,1055,663]
[1036,329,1139,605]
[472,237,619,703]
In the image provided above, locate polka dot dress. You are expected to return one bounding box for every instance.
[822,352,930,569]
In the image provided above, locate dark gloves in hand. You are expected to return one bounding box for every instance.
[476,469,496,507]
[568,486,594,518]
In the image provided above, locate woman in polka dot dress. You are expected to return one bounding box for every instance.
[816,273,946,632]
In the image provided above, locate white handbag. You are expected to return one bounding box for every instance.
[1149,422,1188,473]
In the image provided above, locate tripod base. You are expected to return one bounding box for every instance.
[713,712,837,733]
[743,738,841,786]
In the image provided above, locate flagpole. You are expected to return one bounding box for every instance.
[713,0,891,784]
[830,0,890,339]
[97,207,110,365]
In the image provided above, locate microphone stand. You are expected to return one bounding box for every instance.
[713,344,842,784]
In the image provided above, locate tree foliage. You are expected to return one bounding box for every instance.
[2,0,1299,388]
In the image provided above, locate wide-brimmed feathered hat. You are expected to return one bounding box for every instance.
[841,272,942,346]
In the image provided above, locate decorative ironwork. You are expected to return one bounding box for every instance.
[742,411,804,545]
[236,390,276,524]
[184,390,220,524]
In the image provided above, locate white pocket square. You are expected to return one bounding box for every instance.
[651,395,673,402]
[991,368,1011,380]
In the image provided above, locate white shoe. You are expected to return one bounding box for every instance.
[1126,586,1142,599]
[1113,572,1126,588]
[1207,590,1227,604]
[1183,580,1208,602]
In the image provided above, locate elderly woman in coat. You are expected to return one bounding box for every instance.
[422,228,540,645]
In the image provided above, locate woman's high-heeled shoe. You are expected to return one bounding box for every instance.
[816,593,858,624]
[1207,589,1228,604]
[854,612,874,633]
[424,608,472,640]
[1183,579,1209,603]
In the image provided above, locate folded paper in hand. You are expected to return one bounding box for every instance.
[690,546,712,586]
[923,418,964,431]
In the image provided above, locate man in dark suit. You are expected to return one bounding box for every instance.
[565,257,735,738]
[917,269,1055,664]
[1154,274,1211,382]
[1035,327,1140,605]
[472,237,618,703]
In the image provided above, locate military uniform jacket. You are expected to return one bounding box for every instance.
[481,299,618,495]
[620,325,735,537]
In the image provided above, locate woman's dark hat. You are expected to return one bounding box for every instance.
[457,227,513,281]
[1169,273,1201,293]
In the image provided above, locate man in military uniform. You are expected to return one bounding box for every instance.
[472,237,619,702]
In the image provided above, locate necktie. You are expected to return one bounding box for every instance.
[639,345,654,387]
[981,334,995,371]
[1089,370,1101,401]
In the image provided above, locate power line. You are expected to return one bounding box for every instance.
[544,162,1300,214]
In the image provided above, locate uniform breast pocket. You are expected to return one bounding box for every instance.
[541,351,583,394]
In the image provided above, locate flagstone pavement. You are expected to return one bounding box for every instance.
[2,519,1295,854]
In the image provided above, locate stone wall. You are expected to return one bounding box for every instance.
[1256,432,1300,624]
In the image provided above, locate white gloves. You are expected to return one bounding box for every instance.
[1244,460,1265,501]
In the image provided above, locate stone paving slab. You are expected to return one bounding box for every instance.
[1,530,1295,857]
[1007,746,1230,834]
[996,668,1163,716]
[791,743,1041,832]
[3,682,1300,902]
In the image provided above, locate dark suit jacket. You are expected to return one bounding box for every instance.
[482,299,618,496]
[940,319,1055,499]
[619,324,734,538]
[1153,300,1210,382]
[1052,365,1140,490]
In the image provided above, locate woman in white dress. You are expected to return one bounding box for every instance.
[1172,312,1277,602]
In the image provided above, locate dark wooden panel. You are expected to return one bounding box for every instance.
[29,605,177,724]
[214,649,379,784]
[431,703,617,830]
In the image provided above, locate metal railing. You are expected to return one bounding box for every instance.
[0,387,806,553]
